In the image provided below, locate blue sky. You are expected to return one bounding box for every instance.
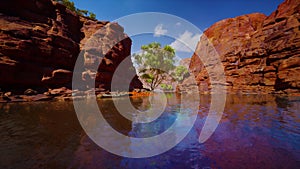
[72,0,283,58]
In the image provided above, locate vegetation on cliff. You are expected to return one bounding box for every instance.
[55,0,96,19]
[0,0,143,99]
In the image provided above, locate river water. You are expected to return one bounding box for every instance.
[0,94,299,169]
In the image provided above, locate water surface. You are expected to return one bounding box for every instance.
[0,94,299,169]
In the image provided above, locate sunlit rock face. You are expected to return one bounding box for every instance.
[188,0,300,94]
[0,0,142,92]
[80,21,142,91]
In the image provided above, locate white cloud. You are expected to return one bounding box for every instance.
[175,22,181,26]
[154,24,168,37]
[170,31,202,53]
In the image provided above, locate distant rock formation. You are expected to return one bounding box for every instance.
[179,58,191,69]
[0,0,142,93]
[186,0,300,94]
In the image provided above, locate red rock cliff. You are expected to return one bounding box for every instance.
[0,0,142,92]
[189,0,300,94]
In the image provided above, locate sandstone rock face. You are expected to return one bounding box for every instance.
[188,0,300,94]
[0,0,142,93]
[179,58,191,69]
[80,20,142,91]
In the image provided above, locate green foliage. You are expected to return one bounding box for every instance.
[55,0,76,11]
[160,84,173,91]
[141,73,154,80]
[133,42,176,90]
[89,12,96,20]
[173,65,189,82]
[55,0,96,20]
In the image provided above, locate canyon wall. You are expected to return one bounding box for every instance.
[187,0,300,94]
[0,0,142,93]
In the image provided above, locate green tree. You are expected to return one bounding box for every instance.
[133,42,176,90]
[173,65,189,82]
[160,83,173,91]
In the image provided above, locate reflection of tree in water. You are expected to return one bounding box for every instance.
[129,95,178,138]
[97,99,132,136]
[1,94,299,168]
[130,97,151,111]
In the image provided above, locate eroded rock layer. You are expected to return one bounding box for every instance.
[188,0,300,94]
[0,0,142,93]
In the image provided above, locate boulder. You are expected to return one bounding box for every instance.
[24,89,38,96]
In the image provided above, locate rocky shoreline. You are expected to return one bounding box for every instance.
[0,87,153,103]
[1,87,299,103]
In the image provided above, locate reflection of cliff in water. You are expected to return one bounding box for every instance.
[0,102,82,169]
[0,94,299,168]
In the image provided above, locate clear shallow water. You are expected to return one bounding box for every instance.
[0,94,299,169]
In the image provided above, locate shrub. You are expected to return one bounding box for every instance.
[55,0,97,20]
